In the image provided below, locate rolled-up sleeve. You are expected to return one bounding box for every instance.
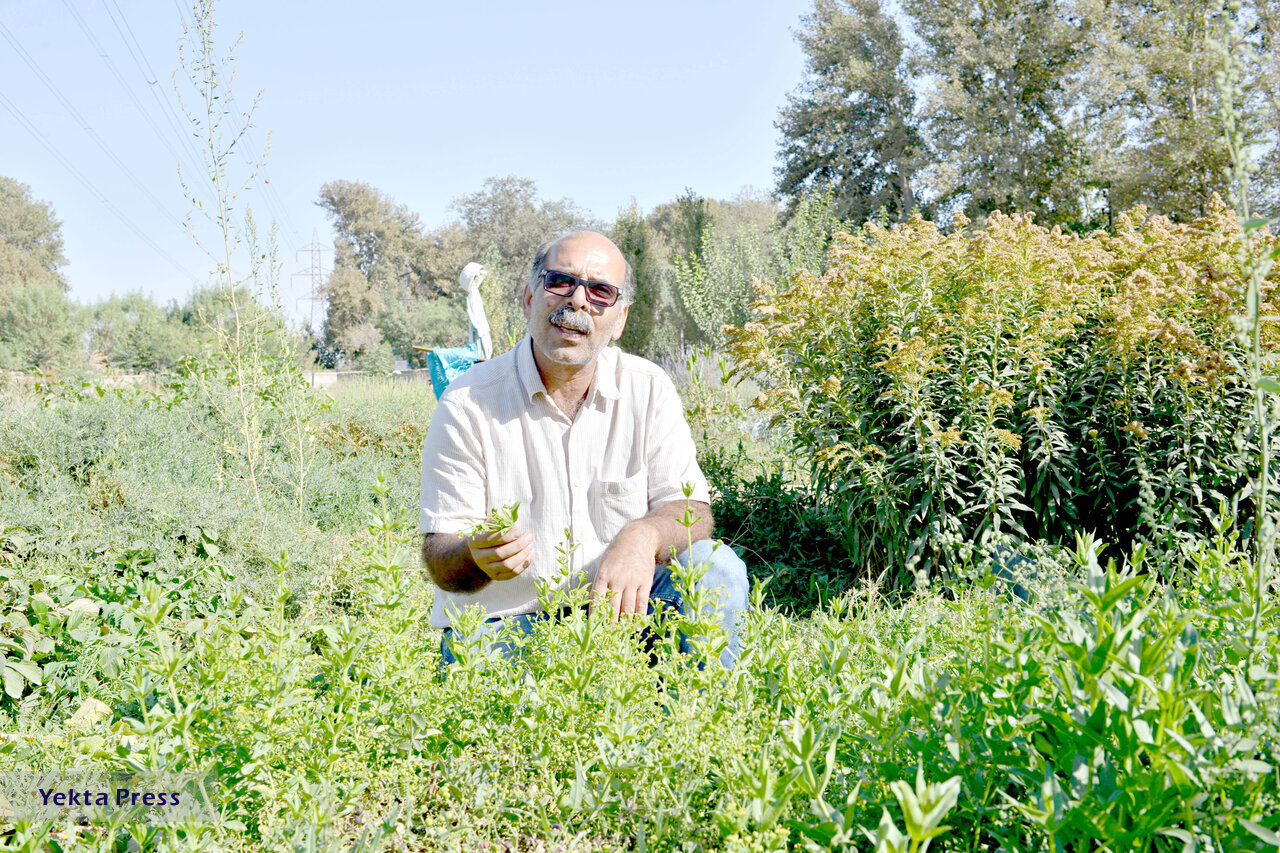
[420,396,486,534]
[644,373,712,509]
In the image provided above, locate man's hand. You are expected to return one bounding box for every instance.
[590,522,661,618]
[468,526,535,582]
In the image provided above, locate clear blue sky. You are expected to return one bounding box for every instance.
[2,0,812,318]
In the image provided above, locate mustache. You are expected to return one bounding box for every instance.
[548,305,592,334]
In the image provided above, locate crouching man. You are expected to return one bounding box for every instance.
[419,231,748,667]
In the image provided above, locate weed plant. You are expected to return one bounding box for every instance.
[2,490,1276,851]
[729,201,1280,587]
[0,376,425,727]
[675,348,852,613]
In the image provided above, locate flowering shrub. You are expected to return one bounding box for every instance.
[729,198,1280,585]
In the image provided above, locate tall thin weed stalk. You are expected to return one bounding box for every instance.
[1214,0,1280,644]
[174,0,319,516]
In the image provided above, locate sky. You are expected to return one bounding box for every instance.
[2,0,813,323]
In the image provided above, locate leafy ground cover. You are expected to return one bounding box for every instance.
[1,371,1278,852]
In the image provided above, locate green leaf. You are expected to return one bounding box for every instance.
[1243,218,1271,232]
[2,667,23,699]
[1157,828,1195,853]
[1258,377,1280,395]
[1240,819,1280,846]
[7,659,41,685]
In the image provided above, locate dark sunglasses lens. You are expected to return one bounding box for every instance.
[586,283,619,306]
[543,271,576,293]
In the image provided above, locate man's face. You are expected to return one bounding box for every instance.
[522,233,629,373]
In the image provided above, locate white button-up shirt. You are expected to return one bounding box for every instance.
[419,336,711,628]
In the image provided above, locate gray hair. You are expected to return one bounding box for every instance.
[528,234,635,307]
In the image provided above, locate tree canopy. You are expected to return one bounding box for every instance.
[777,0,1278,226]
[0,176,68,296]
[776,0,926,223]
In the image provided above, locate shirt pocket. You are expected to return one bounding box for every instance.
[588,470,649,544]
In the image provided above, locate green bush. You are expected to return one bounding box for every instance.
[88,291,197,374]
[675,347,852,612]
[702,443,850,615]
[0,281,86,372]
[730,199,1280,586]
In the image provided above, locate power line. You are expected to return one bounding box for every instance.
[0,21,193,237]
[110,0,301,251]
[98,0,219,207]
[0,90,199,281]
[59,0,206,208]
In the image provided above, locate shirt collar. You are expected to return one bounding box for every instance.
[592,345,621,401]
[515,335,546,403]
[515,336,622,405]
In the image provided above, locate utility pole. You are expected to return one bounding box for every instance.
[292,228,331,386]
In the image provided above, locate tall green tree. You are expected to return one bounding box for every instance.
[1100,0,1235,219]
[0,177,82,370]
[316,179,444,295]
[89,292,194,373]
[648,188,713,263]
[906,0,1087,222]
[1250,0,1280,215]
[450,175,594,283]
[318,180,470,365]
[0,281,84,371]
[776,0,926,223]
[610,203,664,356]
[321,265,384,354]
[0,177,68,296]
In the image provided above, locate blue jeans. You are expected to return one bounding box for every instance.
[440,539,748,669]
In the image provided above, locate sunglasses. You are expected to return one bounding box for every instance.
[540,269,622,308]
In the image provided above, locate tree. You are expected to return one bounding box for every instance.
[316,180,441,294]
[317,181,472,364]
[321,265,384,351]
[0,281,85,371]
[1095,0,1236,219]
[0,177,68,297]
[451,175,594,281]
[906,0,1088,223]
[89,291,194,373]
[649,188,713,263]
[611,203,664,356]
[0,177,80,370]
[375,296,467,367]
[776,0,928,224]
[1247,0,1280,215]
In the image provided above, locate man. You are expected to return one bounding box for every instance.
[419,231,747,667]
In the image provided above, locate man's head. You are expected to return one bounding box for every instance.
[522,231,631,374]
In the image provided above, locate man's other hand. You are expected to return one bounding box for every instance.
[467,527,535,582]
[590,523,660,618]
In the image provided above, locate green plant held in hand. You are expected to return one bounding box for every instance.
[460,501,521,540]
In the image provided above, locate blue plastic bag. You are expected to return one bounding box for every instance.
[426,345,478,399]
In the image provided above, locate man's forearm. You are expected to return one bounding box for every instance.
[421,533,491,593]
[625,500,714,564]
